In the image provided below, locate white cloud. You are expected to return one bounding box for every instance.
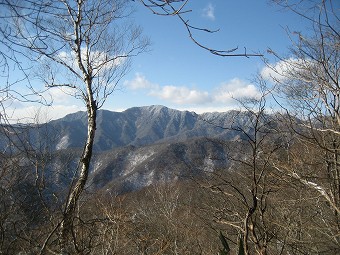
[125,73,212,105]
[261,60,289,82]
[1,83,87,123]
[124,73,157,90]
[149,85,212,104]
[124,74,261,106]
[202,3,215,21]
[213,78,261,103]
[261,58,310,83]
[6,104,84,123]
[58,47,124,74]
[44,86,77,104]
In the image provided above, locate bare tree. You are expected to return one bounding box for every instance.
[2,0,149,253]
[265,0,340,252]
[201,88,285,255]
[129,182,218,255]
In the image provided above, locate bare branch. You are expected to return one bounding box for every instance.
[139,0,263,57]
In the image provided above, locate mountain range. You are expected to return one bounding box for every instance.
[48,105,255,151]
[2,105,265,193]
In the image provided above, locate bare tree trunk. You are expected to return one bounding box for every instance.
[60,84,97,254]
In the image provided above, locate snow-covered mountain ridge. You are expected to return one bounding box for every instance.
[1,105,272,193]
[46,105,260,151]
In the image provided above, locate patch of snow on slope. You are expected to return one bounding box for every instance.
[144,168,155,186]
[203,155,215,172]
[92,161,102,173]
[56,135,69,150]
[124,150,155,176]
[126,167,155,189]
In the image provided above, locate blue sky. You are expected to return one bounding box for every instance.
[113,1,306,112]
[4,0,310,121]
